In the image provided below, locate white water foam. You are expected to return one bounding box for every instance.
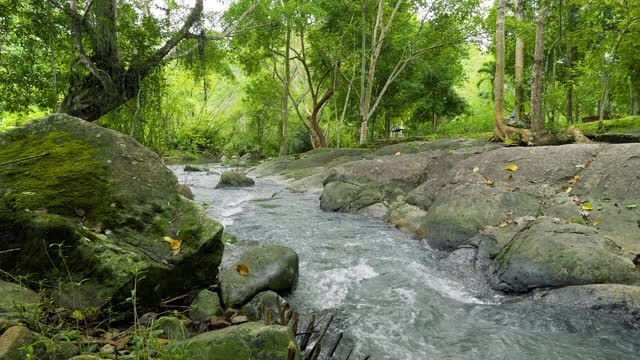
[313,261,379,309]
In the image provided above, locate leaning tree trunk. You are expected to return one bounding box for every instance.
[514,0,526,122]
[493,0,507,139]
[279,17,292,157]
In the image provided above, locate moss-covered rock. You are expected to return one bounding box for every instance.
[154,316,190,341]
[0,325,44,360]
[0,280,40,320]
[220,245,298,308]
[189,290,223,322]
[183,322,300,360]
[239,291,289,324]
[0,114,224,310]
[216,171,255,188]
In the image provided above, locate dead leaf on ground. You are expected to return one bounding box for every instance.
[484,179,494,187]
[504,164,519,172]
[235,263,250,276]
[581,203,593,211]
[568,175,580,186]
[506,209,514,216]
[473,167,480,173]
[395,152,402,156]
[497,221,509,228]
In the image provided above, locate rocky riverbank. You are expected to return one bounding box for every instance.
[251,138,640,323]
[0,115,300,359]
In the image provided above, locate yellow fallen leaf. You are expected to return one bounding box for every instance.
[395,152,402,156]
[530,149,535,154]
[504,164,519,172]
[473,167,480,173]
[164,236,182,251]
[235,263,250,276]
[581,203,593,211]
[498,221,509,228]
[565,186,573,193]
[593,220,601,226]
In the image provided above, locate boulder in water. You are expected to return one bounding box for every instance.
[220,245,298,308]
[0,114,224,310]
[184,165,208,172]
[240,290,289,324]
[216,171,255,188]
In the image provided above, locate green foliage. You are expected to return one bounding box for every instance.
[574,116,640,134]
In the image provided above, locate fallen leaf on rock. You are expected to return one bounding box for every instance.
[163,236,182,254]
[627,204,638,209]
[568,175,580,186]
[473,167,480,173]
[530,149,535,154]
[565,186,573,193]
[581,203,593,211]
[514,216,536,225]
[235,263,250,276]
[504,164,519,172]
[395,152,402,156]
[593,220,601,226]
[506,209,514,216]
[575,164,586,169]
[484,179,494,187]
[498,221,509,228]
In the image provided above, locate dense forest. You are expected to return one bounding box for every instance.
[1,0,638,157]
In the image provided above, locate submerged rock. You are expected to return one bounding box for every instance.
[533,284,640,323]
[0,114,224,310]
[183,322,299,360]
[216,171,255,188]
[220,245,299,308]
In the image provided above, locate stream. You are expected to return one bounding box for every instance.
[171,165,640,360]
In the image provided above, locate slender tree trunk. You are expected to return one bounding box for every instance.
[494,0,506,138]
[631,80,640,116]
[359,0,368,144]
[530,5,547,141]
[279,18,291,156]
[514,0,525,122]
[565,46,574,123]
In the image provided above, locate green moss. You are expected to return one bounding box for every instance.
[574,116,640,134]
[0,131,112,221]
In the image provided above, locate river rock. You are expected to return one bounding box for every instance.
[184,165,208,172]
[240,290,289,324]
[216,171,255,188]
[183,322,300,360]
[0,325,44,360]
[489,217,639,293]
[0,280,40,320]
[0,114,224,310]
[189,290,223,322]
[179,184,195,200]
[533,284,640,323]
[154,316,190,341]
[220,245,299,308]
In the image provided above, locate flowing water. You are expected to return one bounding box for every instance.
[171,165,640,360]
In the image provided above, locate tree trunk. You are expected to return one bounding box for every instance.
[279,17,291,157]
[565,45,574,123]
[359,0,368,144]
[493,0,507,138]
[631,80,640,116]
[530,5,546,141]
[514,0,525,121]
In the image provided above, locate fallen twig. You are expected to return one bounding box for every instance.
[0,248,20,255]
[0,153,50,167]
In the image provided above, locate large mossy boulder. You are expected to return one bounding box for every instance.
[489,217,639,293]
[189,290,223,322]
[183,322,300,360]
[220,245,298,308]
[0,114,224,310]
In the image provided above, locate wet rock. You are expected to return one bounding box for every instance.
[533,284,640,323]
[0,280,39,320]
[230,315,249,325]
[220,245,299,308]
[240,291,289,324]
[189,290,223,322]
[0,325,43,360]
[154,316,190,341]
[184,165,208,172]
[183,322,300,360]
[0,114,224,310]
[389,203,427,234]
[209,316,230,330]
[216,171,255,188]
[489,217,639,293]
[178,184,195,200]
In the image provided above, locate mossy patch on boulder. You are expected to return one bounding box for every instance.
[0,114,224,310]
